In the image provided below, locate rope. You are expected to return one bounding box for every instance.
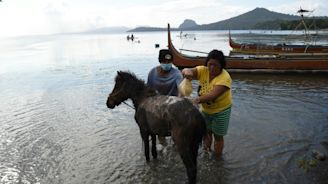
[123,101,135,109]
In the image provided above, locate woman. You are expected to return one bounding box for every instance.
[182,49,232,157]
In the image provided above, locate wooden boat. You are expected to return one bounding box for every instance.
[167,24,328,72]
[229,9,328,55]
[229,32,328,55]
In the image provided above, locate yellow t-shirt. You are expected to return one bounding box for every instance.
[196,66,232,114]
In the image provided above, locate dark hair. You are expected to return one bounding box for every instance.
[205,49,226,69]
[158,49,173,63]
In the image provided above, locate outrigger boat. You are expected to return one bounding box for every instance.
[229,9,328,55]
[167,24,328,72]
[229,32,328,55]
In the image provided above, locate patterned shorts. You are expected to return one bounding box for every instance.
[202,106,231,136]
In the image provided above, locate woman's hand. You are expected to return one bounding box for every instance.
[181,68,193,80]
[192,97,201,105]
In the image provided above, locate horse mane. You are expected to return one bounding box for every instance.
[117,71,157,97]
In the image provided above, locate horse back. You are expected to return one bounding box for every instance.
[135,95,206,137]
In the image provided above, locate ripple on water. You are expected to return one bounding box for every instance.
[1,52,328,184]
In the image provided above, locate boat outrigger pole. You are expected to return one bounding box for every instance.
[296,7,312,42]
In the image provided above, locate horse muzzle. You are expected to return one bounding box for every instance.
[106,98,117,109]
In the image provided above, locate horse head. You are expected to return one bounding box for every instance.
[106,71,131,108]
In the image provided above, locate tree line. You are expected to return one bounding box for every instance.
[253,18,328,30]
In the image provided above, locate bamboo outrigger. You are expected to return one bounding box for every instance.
[167,24,328,73]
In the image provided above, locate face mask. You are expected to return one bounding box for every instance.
[160,63,172,71]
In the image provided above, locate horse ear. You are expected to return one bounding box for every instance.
[117,71,122,77]
[117,71,126,81]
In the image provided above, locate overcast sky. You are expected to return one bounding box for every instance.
[0,0,327,37]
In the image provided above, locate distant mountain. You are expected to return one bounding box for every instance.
[128,21,198,32]
[191,8,300,30]
[127,26,166,32]
[127,26,180,32]
[178,19,199,29]
[128,7,308,32]
[84,26,130,34]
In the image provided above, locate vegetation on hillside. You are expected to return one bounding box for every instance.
[253,18,328,30]
[280,18,328,30]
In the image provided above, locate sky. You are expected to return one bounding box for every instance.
[0,0,327,37]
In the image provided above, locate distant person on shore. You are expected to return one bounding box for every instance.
[182,49,232,158]
[147,49,183,146]
[131,34,134,41]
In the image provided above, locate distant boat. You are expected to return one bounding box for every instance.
[167,24,328,73]
[229,8,328,55]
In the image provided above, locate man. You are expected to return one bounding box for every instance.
[147,49,183,146]
[147,49,182,96]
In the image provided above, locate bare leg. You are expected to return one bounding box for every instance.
[203,131,212,152]
[214,135,224,157]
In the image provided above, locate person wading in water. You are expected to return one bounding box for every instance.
[147,49,183,147]
[182,49,232,158]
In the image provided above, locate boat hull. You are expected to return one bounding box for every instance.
[167,24,328,72]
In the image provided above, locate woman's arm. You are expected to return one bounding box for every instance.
[181,68,198,80]
[193,85,229,104]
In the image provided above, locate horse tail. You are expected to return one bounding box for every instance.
[188,112,206,170]
[190,112,206,155]
[195,113,207,145]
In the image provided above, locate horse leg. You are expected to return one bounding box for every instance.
[150,134,157,159]
[141,131,150,161]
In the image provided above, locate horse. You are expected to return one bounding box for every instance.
[106,71,206,184]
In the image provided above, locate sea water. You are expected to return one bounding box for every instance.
[0,31,328,184]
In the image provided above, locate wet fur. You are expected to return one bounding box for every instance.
[107,71,206,184]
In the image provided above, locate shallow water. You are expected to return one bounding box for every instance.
[0,31,328,184]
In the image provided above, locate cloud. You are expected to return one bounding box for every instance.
[269,0,328,16]
[44,1,68,16]
[0,0,327,37]
[42,1,103,33]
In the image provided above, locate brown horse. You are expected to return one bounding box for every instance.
[106,71,206,184]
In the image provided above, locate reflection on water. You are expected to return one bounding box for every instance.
[229,73,328,183]
[0,32,328,184]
